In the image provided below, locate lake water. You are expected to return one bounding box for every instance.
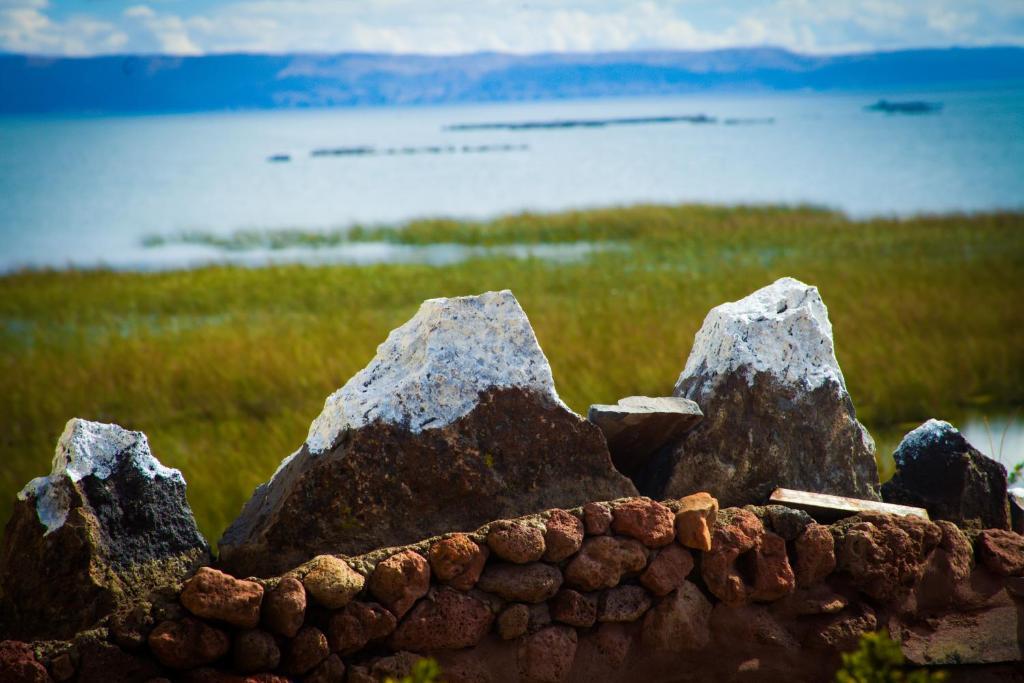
[1,86,1023,271]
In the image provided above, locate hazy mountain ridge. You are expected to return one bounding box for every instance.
[1,46,1022,113]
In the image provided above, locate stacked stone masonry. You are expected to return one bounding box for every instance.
[3,493,1023,682]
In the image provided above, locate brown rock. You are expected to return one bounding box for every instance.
[591,623,632,669]
[49,653,74,682]
[517,626,577,683]
[262,577,306,638]
[976,529,1024,576]
[770,586,848,617]
[368,550,430,618]
[304,654,345,683]
[564,536,648,592]
[390,588,494,651]
[642,581,712,651]
[181,567,263,629]
[0,641,50,683]
[611,498,675,548]
[542,510,584,562]
[326,600,396,655]
[750,531,796,601]
[794,523,836,587]
[77,636,163,682]
[550,589,597,628]
[527,603,552,632]
[486,521,546,564]
[427,535,488,591]
[497,604,531,640]
[582,503,612,536]
[805,605,877,650]
[701,509,794,605]
[109,604,155,651]
[674,492,718,552]
[301,555,364,610]
[710,603,798,650]
[832,512,942,601]
[147,617,230,670]
[476,562,562,603]
[282,626,328,676]
[640,544,694,596]
[232,630,280,673]
[598,585,652,622]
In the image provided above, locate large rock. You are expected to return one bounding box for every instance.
[881,419,1009,530]
[639,277,879,506]
[587,396,702,476]
[0,419,210,640]
[219,291,636,576]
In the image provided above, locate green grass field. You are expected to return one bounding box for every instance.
[2,204,1023,543]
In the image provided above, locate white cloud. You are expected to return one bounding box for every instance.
[1,0,1022,57]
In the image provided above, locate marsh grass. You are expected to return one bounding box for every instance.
[3,205,1023,541]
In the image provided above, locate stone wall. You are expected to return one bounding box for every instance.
[5,494,1022,683]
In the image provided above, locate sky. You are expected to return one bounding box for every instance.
[2,0,1024,57]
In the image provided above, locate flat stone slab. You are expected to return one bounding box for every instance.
[768,488,929,523]
[587,397,703,476]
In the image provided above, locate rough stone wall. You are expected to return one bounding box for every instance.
[4,495,1023,683]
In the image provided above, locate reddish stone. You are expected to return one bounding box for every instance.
[517,626,577,683]
[497,604,531,640]
[674,492,718,552]
[232,630,280,674]
[390,588,494,651]
[304,654,345,683]
[147,617,230,670]
[598,585,652,622]
[805,606,877,650]
[751,531,796,601]
[611,498,675,548]
[582,503,612,535]
[832,512,942,601]
[641,581,712,651]
[976,529,1024,577]
[0,641,50,683]
[477,563,563,603]
[282,626,329,676]
[640,544,694,596]
[427,534,488,591]
[487,520,546,564]
[550,589,597,628]
[591,623,631,669]
[543,510,585,562]
[701,509,794,605]
[794,523,836,587]
[564,536,648,592]
[327,601,396,655]
[301,555,364,610]
[262,577,306,638]
[368,550,431,619]
[181,567,264,629]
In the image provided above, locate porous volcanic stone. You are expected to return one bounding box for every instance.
[793,523,836,587]
[487,520,546,563]
[218,291,636,577]
[976,529,1024,576]
[301,555,365,610]
[701,509,795,605]
[181,567,263,628]
[582,503,612,536]
[587,396,703,476]
[305,654,345,683]
[261,577,306,638]
[427,534,488,591]
[517,626,577,683]
[232,629,280,673]
[282,626,328,676]
[147,617,229,670]
[564,536,648,592]
[598,585,652,622]
[368,550,430,619]
[0,640,49,683]
[327,601,396,655]
[550,589,598,628]
[611,498,675,547]
[390,588,494,651]
[640,544,694,596]
[882,419,1010,530]
[497,604,531,640]
[641,581,712,651]
[477,563,563,603]
[0,419,210,641]
[640,278,880,507]
[542,509,584,562]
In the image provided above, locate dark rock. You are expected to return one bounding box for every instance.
[326,601,396,655]
[641,278,879,507]
[304,654,344,683]
[476,563,562,603]
[762,505,813,541]
[282,626,328,676]
[497,603,531,640]
[232,630,280,673]
[882,419,1010,530]
[181,567,263,628]
[261,577,306,638]
[582,503,612,536]
[0,419,209,640]
[390,588,494,651]
[0,640,50,683]
[587,396,702,476]
[49,653,74,682]
[641,581,712,651]
[640,544,694,596]
[218,292,636,577]
[76,635,163,682]
[148,617,230,670]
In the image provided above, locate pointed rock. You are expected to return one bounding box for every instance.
[0,419,209,640]
[219,290,636,576]
[639,277,879,506]
[881,419,1009,530]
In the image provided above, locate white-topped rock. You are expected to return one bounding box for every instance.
[19,418,182,534]
[677,277,845,397]
[306,289,564,454]
[634,277,879,507]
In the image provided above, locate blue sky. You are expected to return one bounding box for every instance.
[2,0,1024,57]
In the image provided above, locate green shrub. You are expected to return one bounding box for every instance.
[835,631,946,683]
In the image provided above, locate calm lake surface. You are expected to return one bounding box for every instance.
[1,86,1023,271]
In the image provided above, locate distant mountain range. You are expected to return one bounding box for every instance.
[1,46,1022,114]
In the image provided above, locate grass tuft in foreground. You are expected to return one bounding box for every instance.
[3,204,1023,542]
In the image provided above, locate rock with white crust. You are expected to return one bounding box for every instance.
[637,277,879,506]
[0,419,209,640]
[219,290,636,577]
